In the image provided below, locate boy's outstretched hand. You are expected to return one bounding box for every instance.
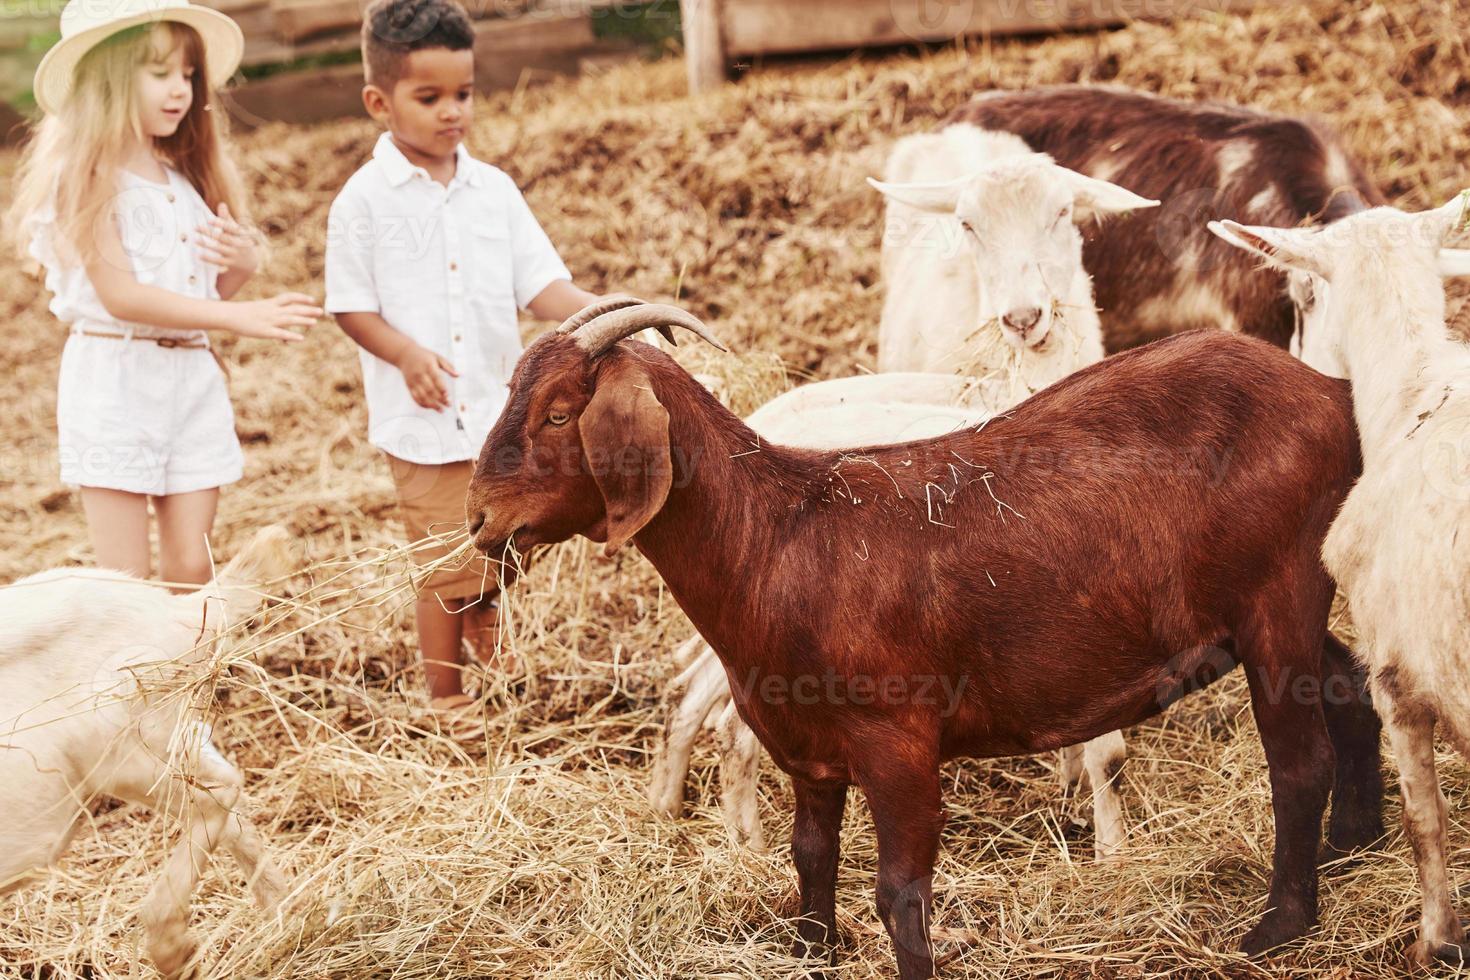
[395,342,458,411]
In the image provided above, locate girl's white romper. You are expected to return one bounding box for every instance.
[30,167,243,496]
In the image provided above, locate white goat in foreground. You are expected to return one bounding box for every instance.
[648,138,1156,858]
[873,124,1153,390]
[0,526,293,979]
[1210,194,1470,966]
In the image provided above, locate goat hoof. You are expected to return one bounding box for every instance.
[1409,924,1470,968]
[1409,938,1469,968]
[1326,816,1385,859]
[1432,941,1470,967]
[791,933,839,968]
[1239,912,1308,958]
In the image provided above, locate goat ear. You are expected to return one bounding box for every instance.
[1438,248,1470,278]
[867,175,966,214]
[1421,191,1470,245]
[579,357,673,556]
[1056,168,1160,222]
[1207,219,1329,278]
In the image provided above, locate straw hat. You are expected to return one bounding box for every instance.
[34,0,244,115]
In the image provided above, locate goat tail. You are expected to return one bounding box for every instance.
[186,525,296,633]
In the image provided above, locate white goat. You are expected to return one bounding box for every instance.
[0,526,293,979]
[1209,194,1470,966]
[872,124,1155,391]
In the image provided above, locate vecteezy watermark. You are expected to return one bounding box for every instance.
[731,667,970,717]
[1152,641,1370,711]
[1417,412,1470,503]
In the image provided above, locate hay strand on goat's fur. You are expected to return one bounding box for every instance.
[2,0,1469,974]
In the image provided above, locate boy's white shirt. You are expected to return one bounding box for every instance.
[325,133,571,465]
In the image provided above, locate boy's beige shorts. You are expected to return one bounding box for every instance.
[384,455,493,602]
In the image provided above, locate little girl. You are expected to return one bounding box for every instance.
[7,0,321,584]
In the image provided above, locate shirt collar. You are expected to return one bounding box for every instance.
[373,133,484,189]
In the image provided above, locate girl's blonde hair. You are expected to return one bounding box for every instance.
[6,21,250,268]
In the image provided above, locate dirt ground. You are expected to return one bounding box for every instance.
[2,0,1470,975]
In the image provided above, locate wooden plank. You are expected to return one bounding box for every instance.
[222,61,365,126]
[199,0,270,15]
[721,0,1260,56]
[243,2,606,65]
[271,0,362,43]
[242,29,359,68]
[473,10,598,54]
[681,0,726,95]
[474,11,621,90]
[227,11,634,126]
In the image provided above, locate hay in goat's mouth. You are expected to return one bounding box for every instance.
[2,0,1469,974]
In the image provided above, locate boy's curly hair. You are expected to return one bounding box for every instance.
[362,0,475,90]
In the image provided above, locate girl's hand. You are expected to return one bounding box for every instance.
[223,292,321,342]
[197,203,260,277]
[394,342,458,411]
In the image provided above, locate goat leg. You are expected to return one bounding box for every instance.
[118,748,247,978]
[715,699,766,851]
[1238,649,1332,956]
[790,777,847,968]
[224,805,288,911]
[1377,688,1467,966]
[1056,743,1084,799]
[647,642,728,818]
[859,759,942,980]
[1319,632,1386,858]
[1082,731,1127,863]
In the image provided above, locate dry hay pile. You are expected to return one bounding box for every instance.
[2,0,1470,976]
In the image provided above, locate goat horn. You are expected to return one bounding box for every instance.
[574,303,729,358]
[555,296,648,334]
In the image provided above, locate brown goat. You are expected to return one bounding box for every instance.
[466,301,1383,977]
[950,85,1384,352]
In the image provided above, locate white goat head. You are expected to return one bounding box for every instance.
[869,159,1158,350]
[1210,194,1470,376]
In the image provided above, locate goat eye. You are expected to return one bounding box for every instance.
[548,410,570,426]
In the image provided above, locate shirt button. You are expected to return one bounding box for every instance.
[167,193,176,203]
[454,333,462,342]
[188,275,197,284]
[449,261,458,271]
[459,403,467,412]
[180,234,187,242]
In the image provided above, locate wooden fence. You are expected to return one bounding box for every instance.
[2,0,1269,139]
[681,0,1265,92]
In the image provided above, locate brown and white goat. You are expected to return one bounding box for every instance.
[1210,194,1470,967]
[0,526,292,979]
[466,299,1384,977]
[950,85,1388,361]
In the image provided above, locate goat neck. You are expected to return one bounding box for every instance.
[1331,253,1455,462]
[626,353,815,644]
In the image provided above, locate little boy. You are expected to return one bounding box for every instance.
[325,0,610,715]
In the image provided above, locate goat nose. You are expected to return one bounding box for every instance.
[467,511,485,538]
[1003,307,1044,333]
